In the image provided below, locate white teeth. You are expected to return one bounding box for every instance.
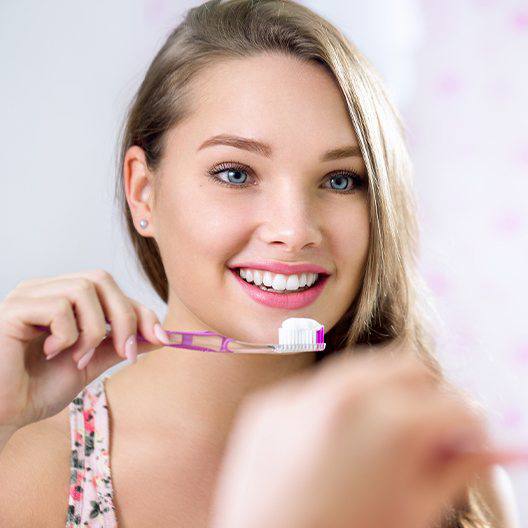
[237,267,321,291]
[262,271,273,287]
[271,274,287,291]
[253,269,263,286]
[286,274,299,290]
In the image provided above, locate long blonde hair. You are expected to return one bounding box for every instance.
[114,1,495,525]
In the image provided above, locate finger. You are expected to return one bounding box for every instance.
[416,443,506,523]
[75,270,139,361]
[364,388,493,526]
[19,278,108,362]
[1,296,78,357]
[69,299,169,371]
[42,327,162,388]
[126,297,170,351]
[17,269,141,362]
[485,447,528,466]
[399,390,493,498]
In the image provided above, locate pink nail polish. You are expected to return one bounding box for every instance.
[490,448,528,466]
[125,334,137,363]
[154,323,170,345]
[77,348,95,370]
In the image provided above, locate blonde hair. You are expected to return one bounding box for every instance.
[114,1,495,526]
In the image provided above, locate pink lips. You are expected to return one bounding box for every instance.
[230,268,329,309]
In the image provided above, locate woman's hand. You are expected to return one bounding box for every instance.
[0,269,168,437]
[210,343,513,528]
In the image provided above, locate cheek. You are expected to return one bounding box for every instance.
[331,201,370,273]
[156,184,251,268]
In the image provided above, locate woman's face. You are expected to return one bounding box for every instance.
[134,53,370,344]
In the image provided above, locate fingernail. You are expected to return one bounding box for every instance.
[77,348,95,370]
[154,323,170,345]
[125,334,137,363]
[45,335,62,356]
[490,448,528,466]
[46,349,62,360]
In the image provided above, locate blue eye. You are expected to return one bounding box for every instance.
[328,174,353,192]
[207,162,365,194]
[217,167,249,185]
[206,163,256,188]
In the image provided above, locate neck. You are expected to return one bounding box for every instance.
[124,310,316,448]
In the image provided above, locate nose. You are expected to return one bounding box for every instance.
[256,188,323,254]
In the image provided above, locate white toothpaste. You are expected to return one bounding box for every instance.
[278,317,324,346]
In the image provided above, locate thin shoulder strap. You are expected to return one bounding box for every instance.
[66,377,117,527]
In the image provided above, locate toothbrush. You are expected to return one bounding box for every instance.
[157,317,325,354]
[35,317,326,355]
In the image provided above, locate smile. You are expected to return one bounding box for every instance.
[229,267,330,309]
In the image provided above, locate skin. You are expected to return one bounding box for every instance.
[120,51,370,442]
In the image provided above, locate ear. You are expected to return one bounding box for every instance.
[123,145,155,238]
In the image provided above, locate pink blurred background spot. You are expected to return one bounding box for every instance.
[514,343,528,365]
[512,9,528,31]
[435,72,462,95]
[425,271,450,297]
[501,407,524,429]
[494,211,523,235]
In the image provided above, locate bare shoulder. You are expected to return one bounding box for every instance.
[0,405,72,527]
[472,464,521,528]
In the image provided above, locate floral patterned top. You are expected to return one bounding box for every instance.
[66,376,117,527]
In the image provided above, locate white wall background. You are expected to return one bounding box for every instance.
[1,0,526,522]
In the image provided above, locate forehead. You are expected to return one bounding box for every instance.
[168,53,359,157]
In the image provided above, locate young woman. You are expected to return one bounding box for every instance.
[0,1,520,526]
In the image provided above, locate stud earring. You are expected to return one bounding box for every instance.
[139,219,148,229]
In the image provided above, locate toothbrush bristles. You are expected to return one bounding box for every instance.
[275,343,326,353]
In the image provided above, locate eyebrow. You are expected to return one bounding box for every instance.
[197,134,362,161]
